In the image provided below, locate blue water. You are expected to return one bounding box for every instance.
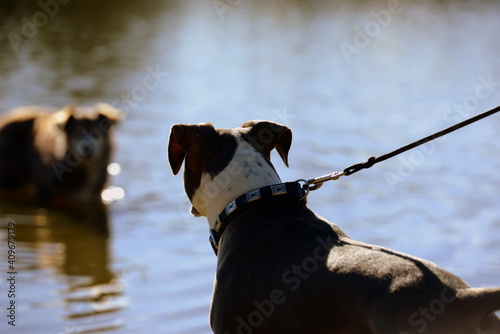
[0,0,499,333]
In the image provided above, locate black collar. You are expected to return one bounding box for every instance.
[209,182,307,255]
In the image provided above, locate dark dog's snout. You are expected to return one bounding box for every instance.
[75,137,95,157]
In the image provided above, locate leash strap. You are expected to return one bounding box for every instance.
[208,106,500,254]
[304,105,500,190]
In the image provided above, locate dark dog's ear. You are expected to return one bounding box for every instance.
[167,123,216,175]
[168,124,188,175]
[241,120,292,167]
[96,103,124,125]
[63,114,76,131]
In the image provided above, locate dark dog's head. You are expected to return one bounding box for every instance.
[59,103,123,159]
[168,120,292,225]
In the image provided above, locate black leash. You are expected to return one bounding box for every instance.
[303,105,500,191]
[209,105,499,255]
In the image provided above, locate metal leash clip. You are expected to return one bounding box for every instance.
[297,171,345,192]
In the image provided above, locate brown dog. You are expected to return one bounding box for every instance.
[168,120,500,334]
[0,103,122,205]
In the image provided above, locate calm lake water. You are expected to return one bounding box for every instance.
[0,0,499,333]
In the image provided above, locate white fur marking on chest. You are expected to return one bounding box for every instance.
[192,135,282,228]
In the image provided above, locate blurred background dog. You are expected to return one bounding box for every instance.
[0,103,122,206]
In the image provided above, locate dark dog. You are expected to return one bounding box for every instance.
[0,103,122,205]
[168,120,500,334]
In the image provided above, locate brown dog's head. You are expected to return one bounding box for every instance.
[168,120,292,223]
[59,103,123,159]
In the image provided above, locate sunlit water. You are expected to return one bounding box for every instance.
[0,0,499,333]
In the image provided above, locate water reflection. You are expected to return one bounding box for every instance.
[0,0,174,105]
[0,201,126,333]
[0,0,499,333]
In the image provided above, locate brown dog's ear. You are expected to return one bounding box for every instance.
[168,124,188,175]
[241,120,292,167]
[167,123,216,175]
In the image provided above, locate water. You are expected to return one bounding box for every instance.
[0,0,499,333]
